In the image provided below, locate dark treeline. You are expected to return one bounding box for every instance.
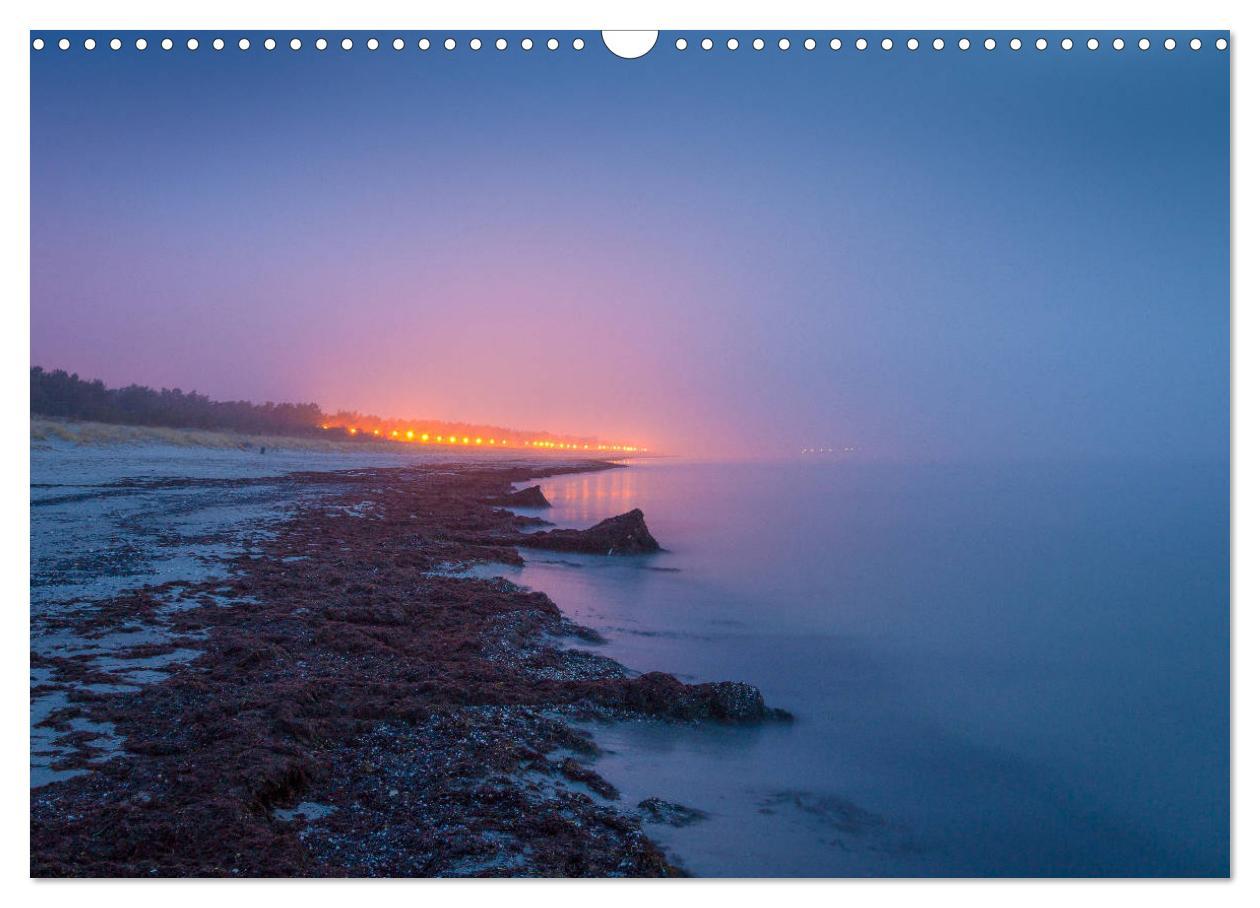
[31,367,325,436]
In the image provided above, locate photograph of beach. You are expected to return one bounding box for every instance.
[26,28,1229,879]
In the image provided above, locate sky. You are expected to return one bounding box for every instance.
[31,31,1229,461]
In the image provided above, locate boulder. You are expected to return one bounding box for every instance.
[520,508,660,555]
[487,485,552,508]
[589,671,790,722]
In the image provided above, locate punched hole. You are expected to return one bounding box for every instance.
[602,30,656,58]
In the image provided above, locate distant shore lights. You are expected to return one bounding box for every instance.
[317,423,644,453]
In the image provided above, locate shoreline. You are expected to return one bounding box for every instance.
[31,458,784,877]
[31,417,660,461]
[33,416,394,453]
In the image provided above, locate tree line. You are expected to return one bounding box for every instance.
[30,367,325,436]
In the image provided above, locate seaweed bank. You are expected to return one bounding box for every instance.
[30,458,785,876]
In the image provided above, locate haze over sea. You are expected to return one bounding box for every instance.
[494,457,1228,876]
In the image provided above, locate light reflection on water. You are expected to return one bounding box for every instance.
[517,467,642,527]
[502,459,1228,877]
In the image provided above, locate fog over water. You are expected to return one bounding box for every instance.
[496,458,1228,876]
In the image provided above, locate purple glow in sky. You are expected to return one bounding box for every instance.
[31,32,1228,460]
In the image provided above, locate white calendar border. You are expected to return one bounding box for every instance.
[2,2,1248,904]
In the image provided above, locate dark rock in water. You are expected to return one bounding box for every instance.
[520,508,661,555]
[698,680,783,721]
[487,485,552,508]
[638,797,709,827]
[586,671,790,722]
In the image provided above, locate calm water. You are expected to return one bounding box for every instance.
[498,459,1228,877]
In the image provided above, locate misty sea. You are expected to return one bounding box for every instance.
[494,458,1229,876]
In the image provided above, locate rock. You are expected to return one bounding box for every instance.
[487,485,552,508]
[520,509,660,555]
[638,798,708,827]
[697,681,780,721]
[587,672,790,722]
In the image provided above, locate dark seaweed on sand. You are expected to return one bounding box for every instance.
[31,460,784,878]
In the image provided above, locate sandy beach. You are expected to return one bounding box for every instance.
[30,443,782,877]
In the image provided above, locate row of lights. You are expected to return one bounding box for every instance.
[328,425,641,453]
[678,35,1228,52]
[32,34,1229,53]
[32,35,588,52]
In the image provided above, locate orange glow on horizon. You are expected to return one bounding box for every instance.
[317,418,645,454]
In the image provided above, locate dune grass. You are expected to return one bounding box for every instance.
[30,417,384,453]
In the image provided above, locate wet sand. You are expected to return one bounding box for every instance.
[30,457,782,877]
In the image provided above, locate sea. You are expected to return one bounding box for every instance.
[497,458,1229,877]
